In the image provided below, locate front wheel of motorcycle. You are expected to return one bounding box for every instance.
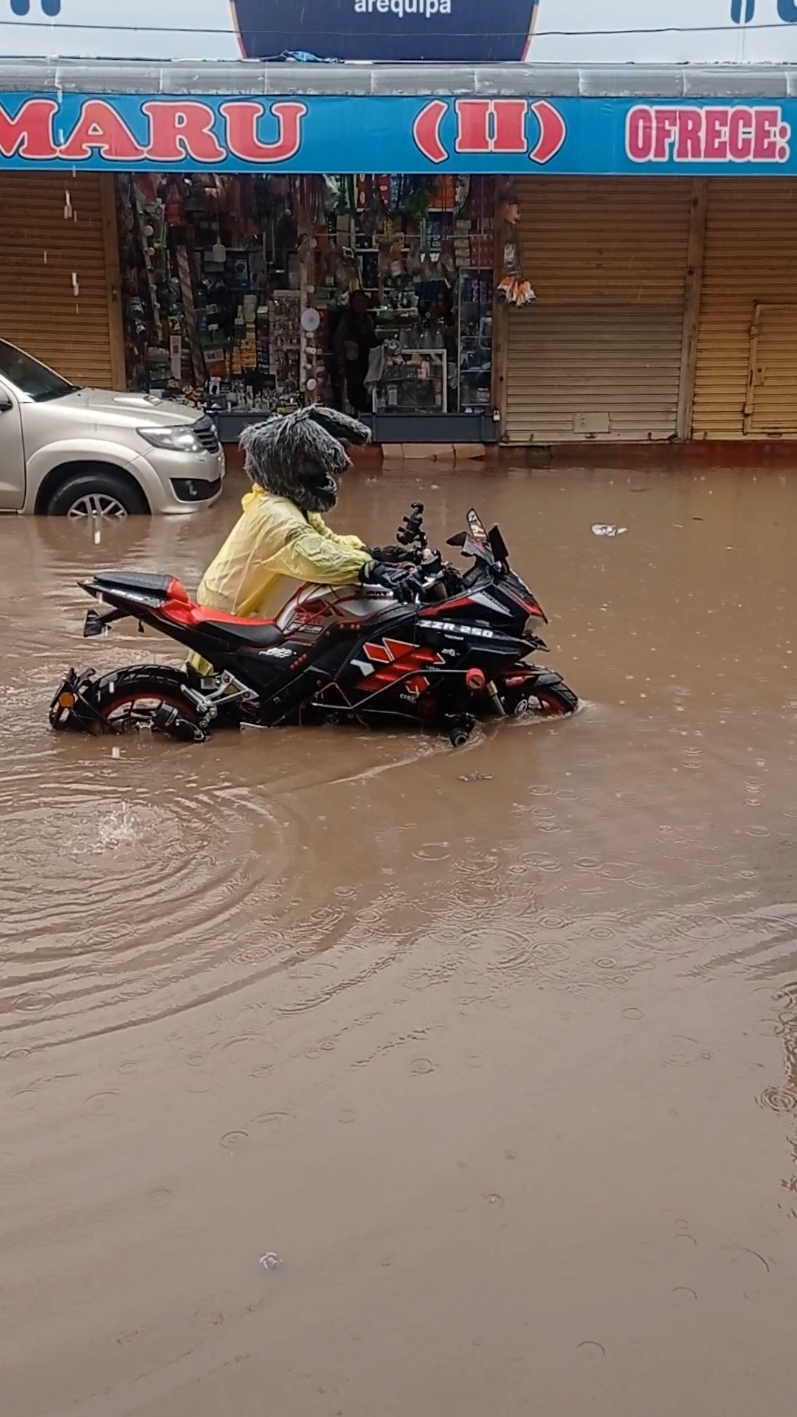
[90,667,204,739]
[502,679,579,717]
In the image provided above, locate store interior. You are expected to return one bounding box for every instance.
[116,172,495,430]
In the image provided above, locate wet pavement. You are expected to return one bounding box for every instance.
[1,462,796,1417]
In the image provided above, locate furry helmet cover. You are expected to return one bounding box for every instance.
[239,406,371,513]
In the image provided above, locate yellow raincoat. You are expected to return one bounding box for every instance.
[188,485,371,675]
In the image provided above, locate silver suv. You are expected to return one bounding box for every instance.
[0,340,225,516]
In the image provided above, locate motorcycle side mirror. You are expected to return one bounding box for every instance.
[488,525,510,564]
[446,532,467,547]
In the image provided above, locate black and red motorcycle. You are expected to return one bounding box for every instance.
[49,505,577,747]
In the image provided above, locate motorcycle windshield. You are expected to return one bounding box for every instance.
[463,533,496,566]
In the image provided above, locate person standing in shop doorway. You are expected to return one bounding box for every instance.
[332,291,378,415]
[420,287,457,360]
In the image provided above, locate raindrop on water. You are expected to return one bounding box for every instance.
[578,1341,606,1361]
[759,1086,797,1114]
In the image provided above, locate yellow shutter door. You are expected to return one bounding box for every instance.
[504,178,693,444]
[692,180,797,440]
[0,172,123,389]
[743,304,797,435]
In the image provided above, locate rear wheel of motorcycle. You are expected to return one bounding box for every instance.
[504,680,579,717]
[91,669,199,736]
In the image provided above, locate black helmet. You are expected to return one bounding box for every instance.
[240,406,371,513]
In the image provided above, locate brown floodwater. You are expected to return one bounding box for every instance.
[1,461,797,1417]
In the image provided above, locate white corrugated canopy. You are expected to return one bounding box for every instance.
[0,59,795,98]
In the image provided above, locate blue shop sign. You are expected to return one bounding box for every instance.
[0,93,792,174]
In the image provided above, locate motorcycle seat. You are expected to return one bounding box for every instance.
[160,600,286,647]
[201,618,285,648]
[93,570,187,598]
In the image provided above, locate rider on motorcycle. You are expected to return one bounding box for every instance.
[189,406,420,675]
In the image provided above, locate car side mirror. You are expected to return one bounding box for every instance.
[0,390,12,412]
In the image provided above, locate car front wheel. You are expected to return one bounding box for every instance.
[43,469,149,518]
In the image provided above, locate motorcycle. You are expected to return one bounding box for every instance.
[49,505,578,747]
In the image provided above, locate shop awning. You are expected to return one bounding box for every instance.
[0,63,794,176]
[0,58,795,99]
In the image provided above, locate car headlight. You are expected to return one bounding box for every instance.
[138,425,203,454]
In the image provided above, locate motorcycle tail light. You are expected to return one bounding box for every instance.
[167,577,190,603]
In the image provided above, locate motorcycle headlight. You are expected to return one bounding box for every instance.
[138,425,203,454]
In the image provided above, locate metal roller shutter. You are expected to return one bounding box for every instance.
[743,304,797,436]
[692,180,797,440]
[0,172,122,389]
[504,178,692,444]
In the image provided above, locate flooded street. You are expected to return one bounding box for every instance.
[2,461,797,1416]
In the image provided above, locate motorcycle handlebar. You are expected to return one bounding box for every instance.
[411,570,447,603]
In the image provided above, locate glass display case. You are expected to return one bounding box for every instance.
[372,347,447,414]
[458,268,493,413]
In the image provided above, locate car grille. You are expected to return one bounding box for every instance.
[193,415,220,454]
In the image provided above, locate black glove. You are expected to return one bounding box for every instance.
[360,559,425,602]
[368,544,410,564]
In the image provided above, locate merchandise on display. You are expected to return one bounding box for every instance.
[116,173,496,419]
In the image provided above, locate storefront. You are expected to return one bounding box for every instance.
[0,161,496,446]
[116,170,495,443]
[0,65,794,447]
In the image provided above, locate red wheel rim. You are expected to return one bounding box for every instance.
[93,692,196,735]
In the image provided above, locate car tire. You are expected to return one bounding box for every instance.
[43,468,149,518]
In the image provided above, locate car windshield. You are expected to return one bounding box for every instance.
[0,340,74,402]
